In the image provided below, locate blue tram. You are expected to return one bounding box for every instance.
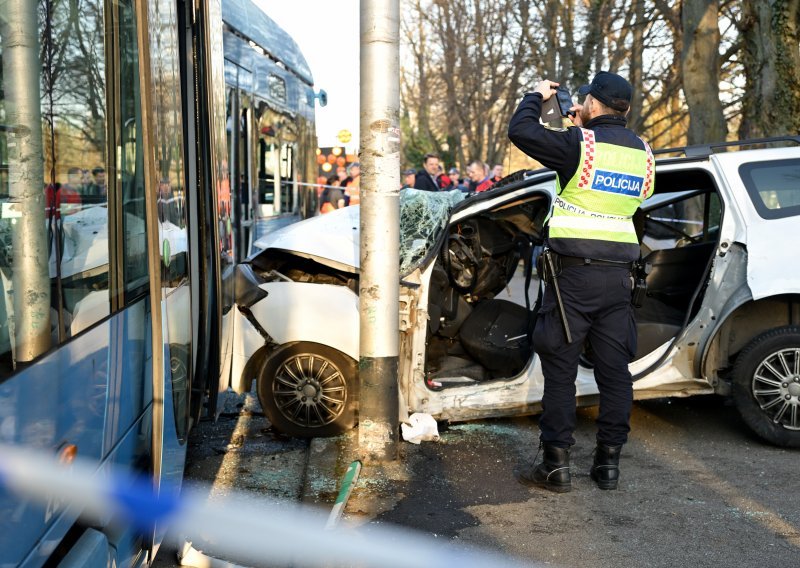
[0,0,318,566]
[222,0,321,257]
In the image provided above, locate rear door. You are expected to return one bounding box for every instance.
[713,149,800,300]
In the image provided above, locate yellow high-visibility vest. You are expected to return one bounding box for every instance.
[547,128,654,261]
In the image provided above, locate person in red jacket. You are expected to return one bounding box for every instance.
[467,161,494,193]
[45,168,83,218]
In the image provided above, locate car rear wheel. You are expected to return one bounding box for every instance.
[732,326,800,447]
[257,342,358,438]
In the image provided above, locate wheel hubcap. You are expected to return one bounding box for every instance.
[273,353,347,428]
[751,348,800,431]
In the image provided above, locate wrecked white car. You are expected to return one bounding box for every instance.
[232,138,800,447]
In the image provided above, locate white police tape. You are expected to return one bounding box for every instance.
[0,444,534,568]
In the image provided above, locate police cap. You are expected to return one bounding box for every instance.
[577,71,632,112]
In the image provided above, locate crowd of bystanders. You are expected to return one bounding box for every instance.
[318,153,506,214]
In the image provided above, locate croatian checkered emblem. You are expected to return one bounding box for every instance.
[578,128,595,189]
[642,139,654,197]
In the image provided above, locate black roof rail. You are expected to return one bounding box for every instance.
[490,169,535,189]
[653,135,800,158]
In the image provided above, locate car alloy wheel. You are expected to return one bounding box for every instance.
[733,326,800,447]
[258,342,358,438]
[275,353,346,427]
[751,347,800,430]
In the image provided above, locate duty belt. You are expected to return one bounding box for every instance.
[556,254,633,270]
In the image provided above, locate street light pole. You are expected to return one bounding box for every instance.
[358,0,401,461]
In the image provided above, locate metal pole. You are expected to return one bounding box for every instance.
[358,0,401,461]
[2,0,52,364]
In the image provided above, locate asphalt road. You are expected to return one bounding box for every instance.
[153,391,799,568]
[353,395,800,568]
[152,391,309,567]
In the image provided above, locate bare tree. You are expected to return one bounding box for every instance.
[401,0,799,166]
[401,0,529,168]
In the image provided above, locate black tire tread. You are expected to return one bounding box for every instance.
[731,325,800,448]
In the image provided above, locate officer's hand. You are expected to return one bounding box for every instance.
[533,79,558,100]
[569,104,583,127]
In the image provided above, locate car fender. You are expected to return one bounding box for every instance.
[250,282,360,361]
[701,289,800,390]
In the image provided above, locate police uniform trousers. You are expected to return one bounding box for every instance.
[533,263,637,448]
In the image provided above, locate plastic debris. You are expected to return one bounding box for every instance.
[401,412,441,444]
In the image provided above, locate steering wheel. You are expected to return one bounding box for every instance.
[444,232,480,292]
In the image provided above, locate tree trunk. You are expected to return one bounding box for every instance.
[738,0,800,138]
[628,0,646,131]
[681,0,727,144]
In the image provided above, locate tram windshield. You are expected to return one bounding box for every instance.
[0,0,111,375]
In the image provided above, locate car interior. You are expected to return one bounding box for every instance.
[425,194,549,386]
[424,169,722,389]
[633,169,721,359]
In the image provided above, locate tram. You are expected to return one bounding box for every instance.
[222,0,321,258]
[0,0,318,566]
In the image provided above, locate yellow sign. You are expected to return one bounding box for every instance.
[337,129,352,144]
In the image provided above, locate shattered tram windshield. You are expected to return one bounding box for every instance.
[399,188,464,275]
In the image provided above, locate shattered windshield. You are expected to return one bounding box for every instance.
[399,188,465,275]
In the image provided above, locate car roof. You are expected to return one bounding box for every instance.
[652,135,800,163]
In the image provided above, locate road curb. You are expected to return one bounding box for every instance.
[301,429,411,524]
[301,431,354,505]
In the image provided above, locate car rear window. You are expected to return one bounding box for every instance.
[739,158,800,219]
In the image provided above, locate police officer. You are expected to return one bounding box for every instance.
[508,71,654,492]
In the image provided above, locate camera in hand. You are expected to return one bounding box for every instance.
[540,86,575,128]
[555,87,575,118]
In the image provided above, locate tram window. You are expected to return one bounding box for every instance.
[280,145,293,179]
[0,0,111,375]
[268,74,287,104]
[119,0,148,300]
[45,0,111,338]
[159,178,189,288]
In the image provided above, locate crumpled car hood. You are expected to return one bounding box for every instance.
[253,205,361,271]
[252,189,465,273]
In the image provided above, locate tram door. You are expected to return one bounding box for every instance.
[256,123,279,219]
[279,142,295,215]
[255,106,298,221]
[227,85,254,260]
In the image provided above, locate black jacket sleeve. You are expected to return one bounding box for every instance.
[413,170,438,192]
[507,93,582,187]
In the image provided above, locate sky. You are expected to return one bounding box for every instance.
[256,1,361,150]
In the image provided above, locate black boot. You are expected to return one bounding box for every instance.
[590,443,622,490]
[518,444,571,493]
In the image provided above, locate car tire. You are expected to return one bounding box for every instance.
[257,342,358,438]
[732,326,800,447]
